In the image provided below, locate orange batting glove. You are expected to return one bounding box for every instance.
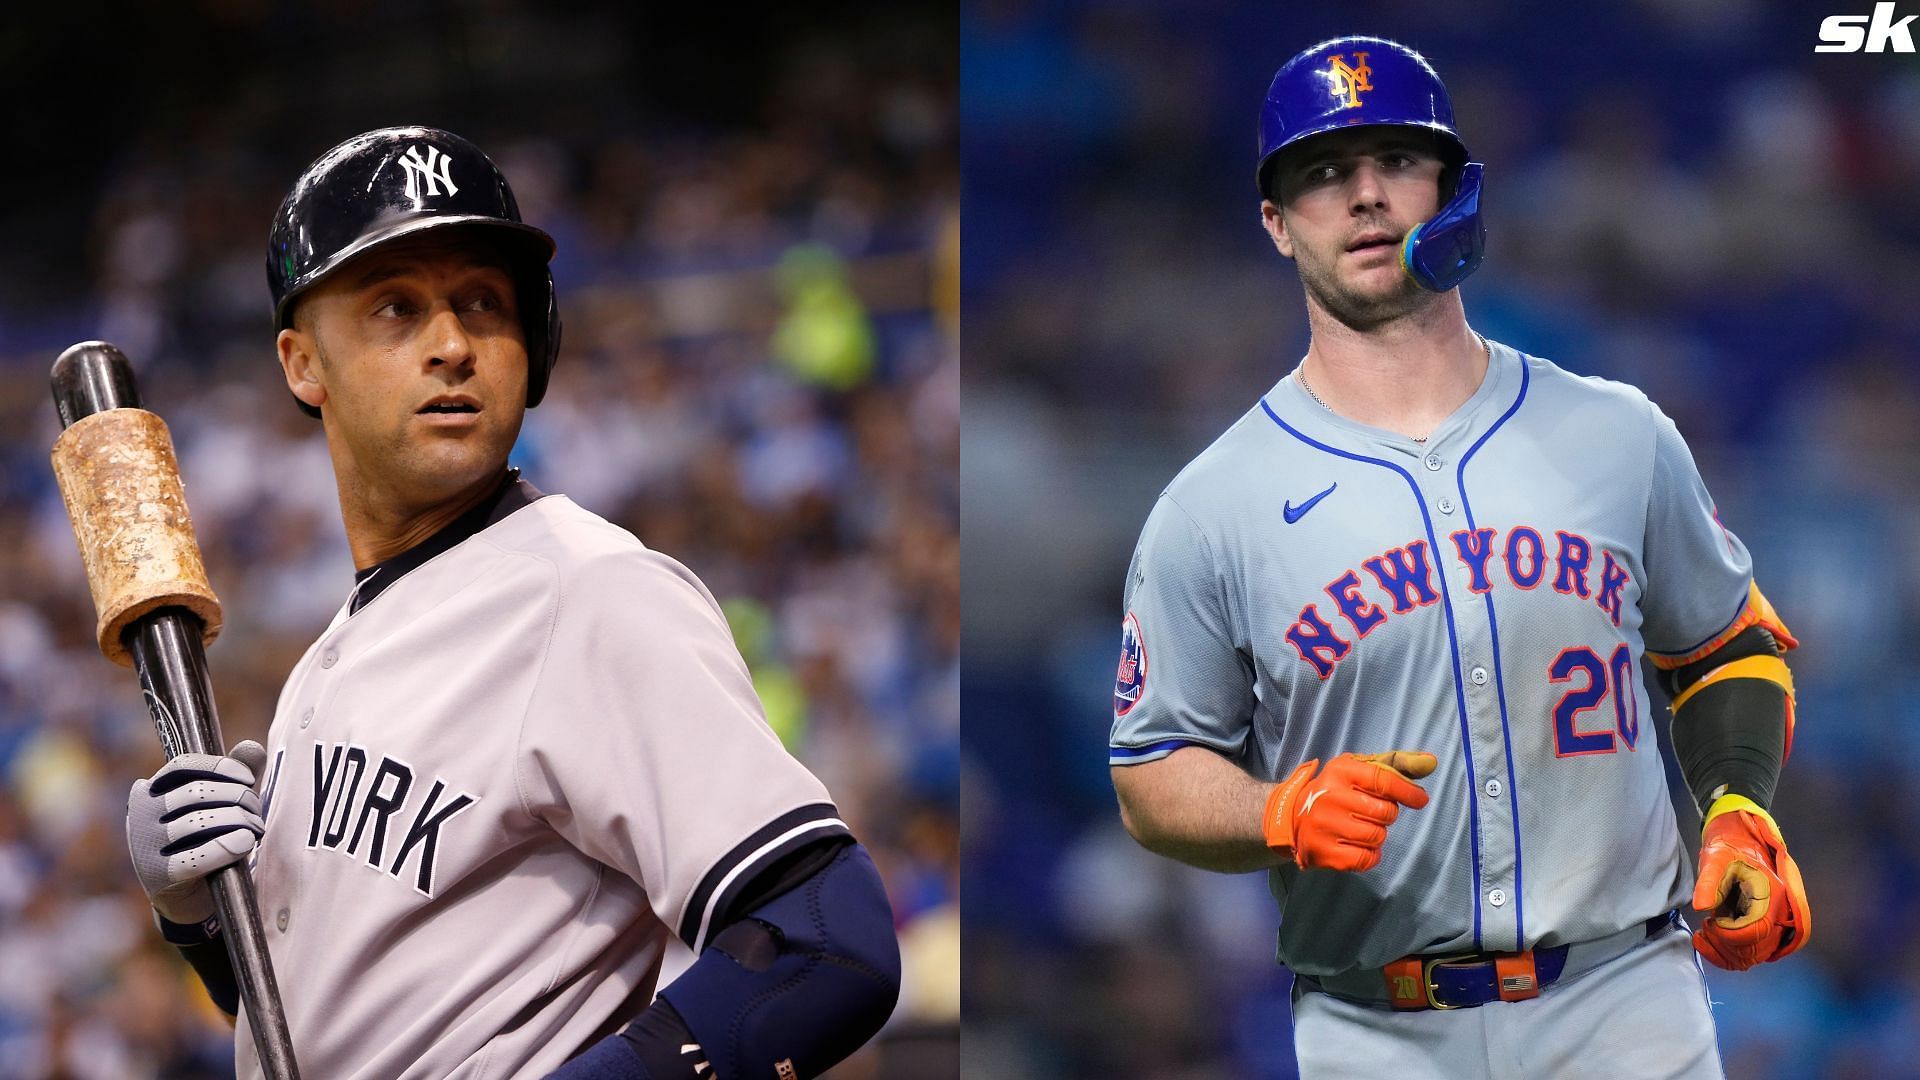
[1262,751,1437,872]
[1691,795,1812,971]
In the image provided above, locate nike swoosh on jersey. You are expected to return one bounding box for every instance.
[1284,483,1338,524]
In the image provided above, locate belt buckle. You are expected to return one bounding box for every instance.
[1420,952,1480,1010]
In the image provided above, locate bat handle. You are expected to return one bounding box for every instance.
[211,867,302,1079]
[127,616,300,1078]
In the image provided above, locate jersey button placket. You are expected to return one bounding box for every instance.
[321,648,339,669]
[1419,449,1511,948]
[1439,453,1520,949]
[1467,657,1515,943]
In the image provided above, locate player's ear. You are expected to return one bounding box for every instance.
[277,325,328,411]
[1262,201,1295,260]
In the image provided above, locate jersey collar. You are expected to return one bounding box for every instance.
[1269,338,1519,458]
[348,469,547,615]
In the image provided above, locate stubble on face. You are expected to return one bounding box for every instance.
[1289,214,1434,332]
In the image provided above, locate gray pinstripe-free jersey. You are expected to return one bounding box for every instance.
[1108,341,1751,978]
[234,493,847,1079]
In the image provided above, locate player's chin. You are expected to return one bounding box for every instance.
[403,421,514,476]
[1339,257,1413,295]
[1317,283,1421,330]
[401,448,514,504]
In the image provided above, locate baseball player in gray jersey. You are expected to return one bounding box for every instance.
[1108,38,1810,1079]
[122,127,899,1078]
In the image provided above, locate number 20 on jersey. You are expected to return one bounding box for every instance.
[1548,644,1639,757]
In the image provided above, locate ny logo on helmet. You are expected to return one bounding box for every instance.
[1325,52,1374,109]
[400,144,459,201]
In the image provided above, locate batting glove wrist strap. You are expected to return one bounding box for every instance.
[1261,761,1320,854]
[1700,793,1775,834]
[155,911,223,946]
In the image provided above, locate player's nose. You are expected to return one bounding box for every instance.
[1347,161,1389,213]
[422,303,476,372]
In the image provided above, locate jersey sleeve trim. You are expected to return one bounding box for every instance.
[677,802,850,951]
[1108,738,1199,766]
[1647,581,1796,670]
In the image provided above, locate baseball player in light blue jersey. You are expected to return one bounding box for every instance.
[1108,38,1811,1079]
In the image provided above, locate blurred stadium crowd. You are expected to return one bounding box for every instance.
[0,3,956,1077]
[964,2,1920,1078]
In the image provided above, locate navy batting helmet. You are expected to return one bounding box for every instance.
[1256,37,1486,293]
[267,126,562,417]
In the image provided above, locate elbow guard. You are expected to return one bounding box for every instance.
[1661,623,1795,813]
[656,843,900,1079]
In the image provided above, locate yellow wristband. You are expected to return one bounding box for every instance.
[1702,792,1783,841]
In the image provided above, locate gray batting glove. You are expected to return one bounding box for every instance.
[126,740,268,926]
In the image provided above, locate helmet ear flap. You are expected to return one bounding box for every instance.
[1258,156,1284,205]
[1401,162,1486,292]
[1430,130,1469,201]
[523,269,562,408]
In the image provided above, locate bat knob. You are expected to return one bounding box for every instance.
[51,341,142,428]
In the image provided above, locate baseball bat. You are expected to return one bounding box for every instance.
[49,342,300,1080]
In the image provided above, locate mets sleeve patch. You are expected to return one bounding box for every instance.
[1114,612,1147,717]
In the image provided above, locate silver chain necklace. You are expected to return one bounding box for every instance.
[1296,334,1489,446]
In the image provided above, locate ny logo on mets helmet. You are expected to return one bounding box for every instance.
[1326,52,1375,109]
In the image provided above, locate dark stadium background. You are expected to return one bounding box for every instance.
[0,3,956,1076]
[962,2,1920,1077]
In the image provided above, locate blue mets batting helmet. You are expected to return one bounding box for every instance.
[267,126,562,417]
[1256,37,1486,292]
